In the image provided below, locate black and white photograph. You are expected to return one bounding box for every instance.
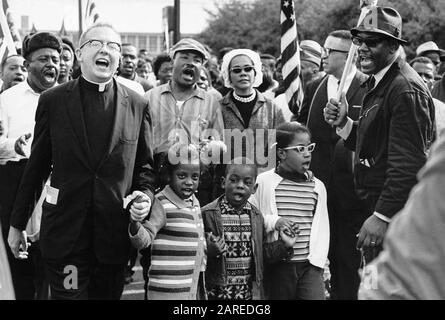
[0,0,444,311]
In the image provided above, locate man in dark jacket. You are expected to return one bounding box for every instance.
[324,7,435,262]
[299,30,369,299]
[8,22,156,300]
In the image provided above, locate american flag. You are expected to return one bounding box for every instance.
[0,0,18,63]
[85,0,100,28]
[280,0,303,117]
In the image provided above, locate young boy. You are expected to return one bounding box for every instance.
[129,144,207,300]
[202,158,297,300]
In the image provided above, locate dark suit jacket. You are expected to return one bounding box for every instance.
[345,58,435,219]
[10,78,156,264]
[300,71,368,191]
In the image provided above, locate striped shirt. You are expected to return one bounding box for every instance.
[275,179,317,262]
[148,185,206,300]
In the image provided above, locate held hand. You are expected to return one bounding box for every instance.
[324,92,349,127]
[14,133,32,157]
[8,226,30,260]
[356,214,388,249]
[127,191,151,222]
[279,227,297,248]
[206,232,228,257]
[275,217,294,233]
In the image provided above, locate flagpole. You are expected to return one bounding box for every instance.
[336,0,378,101]
[0,4,16,55]
[78,0,83,40]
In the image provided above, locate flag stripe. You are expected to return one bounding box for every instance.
[280,0,302,114]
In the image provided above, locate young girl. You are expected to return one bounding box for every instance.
[129,143,207,300]
[251,122,330,300]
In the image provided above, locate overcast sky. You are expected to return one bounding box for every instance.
[9,0,229,34]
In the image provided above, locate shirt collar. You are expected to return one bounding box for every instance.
[329,65,357,85]
[160,81,206,100]
[162,185,199,209]
[220,195,252,212]
[80,76,113,92]
[373,55,398,88]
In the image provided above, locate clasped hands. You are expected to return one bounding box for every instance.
[126,190,152,223]
[275,218,300,248]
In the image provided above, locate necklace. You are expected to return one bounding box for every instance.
[233,91,256,103]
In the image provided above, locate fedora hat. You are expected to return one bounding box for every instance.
[351,6,407,44]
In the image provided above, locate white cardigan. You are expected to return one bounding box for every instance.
[250,169,330,268]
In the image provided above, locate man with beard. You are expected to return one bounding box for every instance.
[7,23,156,300]
[324,7,435,264]
[0,31,62,299]
[0,55,27,93]
[117,43,153,94]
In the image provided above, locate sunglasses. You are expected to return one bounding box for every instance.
[352,36,384,48]
[282,143,316,153]
[230,66,255,74]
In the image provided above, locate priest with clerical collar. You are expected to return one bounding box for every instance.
[8,22,158,300]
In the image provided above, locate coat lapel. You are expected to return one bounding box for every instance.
[65,80,93,169]
[97,80,128,169]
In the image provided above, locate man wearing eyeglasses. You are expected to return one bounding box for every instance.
[297,30,369,300]
[324,7,435,265]
[0,31,62,300]
[7,22,157,300]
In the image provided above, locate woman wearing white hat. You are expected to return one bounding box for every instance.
[219,49,285,165]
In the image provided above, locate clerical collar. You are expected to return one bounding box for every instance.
[80,76,113,92]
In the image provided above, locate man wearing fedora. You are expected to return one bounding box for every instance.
[299,30,369,300]
[324,7,435,263]
[0,31,62,299]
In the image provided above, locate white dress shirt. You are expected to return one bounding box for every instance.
[0,80,41,164]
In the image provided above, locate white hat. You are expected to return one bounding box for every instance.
[220,49,263,89]
[416,41,441,56]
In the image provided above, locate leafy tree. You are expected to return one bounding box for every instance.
[199,0,445,59]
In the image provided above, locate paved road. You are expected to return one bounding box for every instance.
[121,255,145,300]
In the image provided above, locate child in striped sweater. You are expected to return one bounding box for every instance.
[251,122,330,300]
[129,144,207,300]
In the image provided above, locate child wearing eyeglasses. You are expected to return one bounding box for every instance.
[250,122,330,300]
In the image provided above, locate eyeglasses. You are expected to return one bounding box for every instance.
[230,66,255,74]
[352,36,384,48]
[322,48,349,56]
[79,39,121,52]
[283,143,316,153]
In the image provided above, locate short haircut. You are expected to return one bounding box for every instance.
[328,30,352,41]
[122,43,136,49]
[409,56,435,68]
[275,122,311,149]
[1,54,23,72]
[224,157,258,178]
[153,53,172,76]
[260,53,276,61]
[165,143,201,173]
[78,22,120,48]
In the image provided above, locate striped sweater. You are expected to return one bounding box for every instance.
[131,185,206,300]
[275,179,317,262]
